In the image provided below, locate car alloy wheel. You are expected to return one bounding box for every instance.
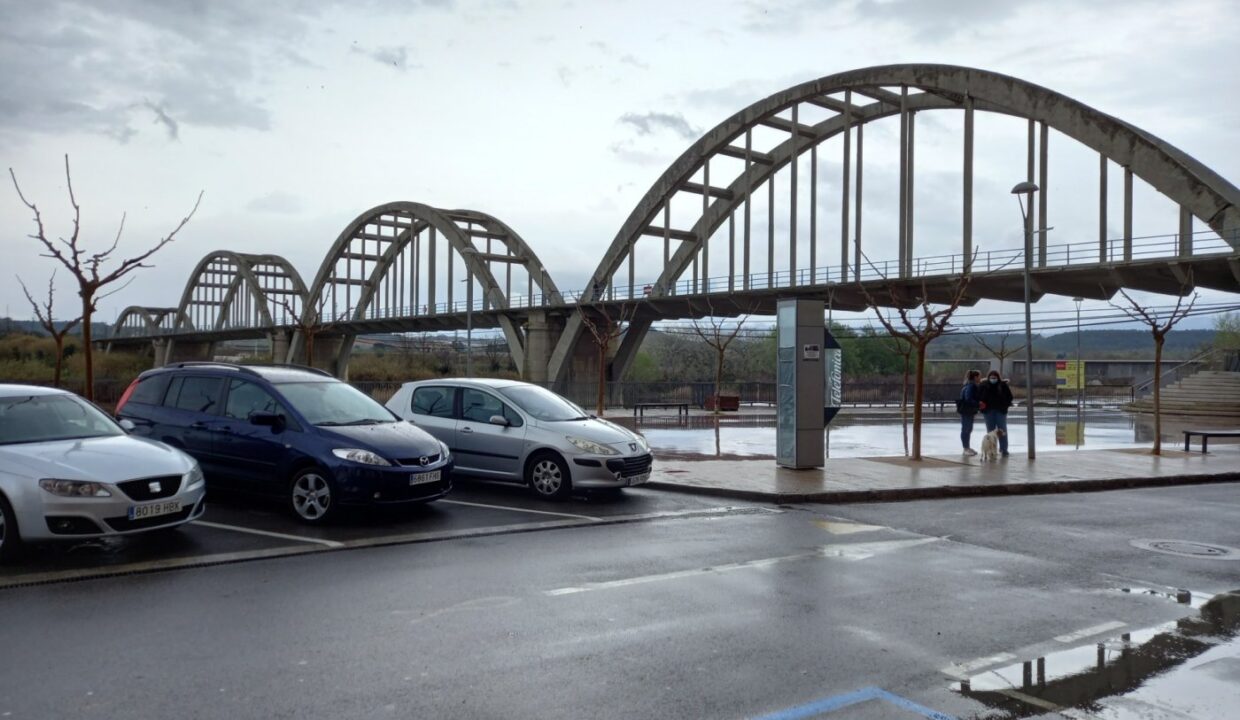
[528,453,571,500]
[291,470,335,523]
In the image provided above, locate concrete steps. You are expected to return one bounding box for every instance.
[1125,370,1240,417]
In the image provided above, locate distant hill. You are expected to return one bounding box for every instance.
[930,329,1215,359]
[0,318,113,338]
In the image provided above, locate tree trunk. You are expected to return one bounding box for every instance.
[713,347,724,415]
[911,342,927,460]
[1152,335,1164,456]
[53,335,65,387]
[305,331,315,368]
[901,353,910,456]
[81,294,95,401]
[596,342,607,417]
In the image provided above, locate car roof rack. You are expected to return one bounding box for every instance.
[165,361,334,378]
[241,363,335,378]
[167,361,261,376]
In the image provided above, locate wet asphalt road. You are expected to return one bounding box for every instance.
[1,480,1237,719]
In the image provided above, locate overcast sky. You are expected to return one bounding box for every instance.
[2,0,1237,334]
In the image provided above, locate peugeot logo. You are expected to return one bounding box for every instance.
[419,456,430,466]
[148,481,162,493]
[629,443,637,452]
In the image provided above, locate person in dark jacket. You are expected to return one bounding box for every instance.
[958,369,982,456]
[977,369,1014,456]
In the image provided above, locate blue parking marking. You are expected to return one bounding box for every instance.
[752,686,957,720]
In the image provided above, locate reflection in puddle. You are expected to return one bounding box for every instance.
[624,409,1209,460]
[957,590,1240,718]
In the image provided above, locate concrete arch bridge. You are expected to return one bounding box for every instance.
[106,64,1240,384]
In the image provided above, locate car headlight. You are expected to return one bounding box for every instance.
[634,433,649,451]
[566,436,619,456]
[184,464,205,491]
[438,441,451,462]
[332,448,392,466]
[39,479,112,498]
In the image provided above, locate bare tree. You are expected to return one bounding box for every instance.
[883,333,915,456]
[973,333,1026,377]
[273,294,337,367]
[689,299,754,414]
[10,155,201,400]
[1110,282,1198,455]
[16,271,83,387]
[578,301,638,417]
[859,273,973,461]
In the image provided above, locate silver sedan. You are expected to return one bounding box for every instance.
[0,385,206,562]
[386,379,652,500]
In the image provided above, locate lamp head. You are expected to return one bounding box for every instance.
[1010,181,1039,195]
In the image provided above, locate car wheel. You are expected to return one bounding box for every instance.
[526,452,571,501]
[0,493,21,563]
[289,467,337,524]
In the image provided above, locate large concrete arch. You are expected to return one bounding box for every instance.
[293,201,559,377]
[547,63,1240,384]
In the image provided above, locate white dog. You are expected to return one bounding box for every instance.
[979,429,1005,462]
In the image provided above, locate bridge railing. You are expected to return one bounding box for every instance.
[112,229,1236,336]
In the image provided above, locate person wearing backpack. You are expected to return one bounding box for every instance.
[957,369,982,456]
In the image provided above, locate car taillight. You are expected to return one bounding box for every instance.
[114,378,141,415]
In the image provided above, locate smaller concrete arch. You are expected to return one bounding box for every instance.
[172,251,308,334]
[294,201,559,377]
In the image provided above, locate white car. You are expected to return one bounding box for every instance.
[386,379,652,500]
[0,384,206,562]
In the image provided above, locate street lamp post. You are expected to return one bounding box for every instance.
[1011,181,1039,460]
[463,275,473,377]
[1073,296,1084,447]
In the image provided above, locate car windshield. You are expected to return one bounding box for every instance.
[497,385,589,422]
[0,393,124,445]
[276,381,396,426]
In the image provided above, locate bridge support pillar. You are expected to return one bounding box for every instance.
[165,340,214,365]
[271,330,291,366]
[152,338,169,368]
[523,311,563,384]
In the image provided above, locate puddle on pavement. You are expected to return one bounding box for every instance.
[954,589,1240,718]
[621,409,1222,460]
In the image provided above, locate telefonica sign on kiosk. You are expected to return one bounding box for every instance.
[776,299,843,469]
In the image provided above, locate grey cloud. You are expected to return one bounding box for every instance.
[619,54,648,70]
[353,44,414,71]
[0,0,444,144]
[142,101,180,140]
[246,192,303,214]
[557,65,574,86]
[618,112,700,140]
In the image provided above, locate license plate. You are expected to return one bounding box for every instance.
[128,501,182,520]
[628,471,651,486]
[410,469,441,486]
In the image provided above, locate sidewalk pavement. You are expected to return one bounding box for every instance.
[645,446,1240,503]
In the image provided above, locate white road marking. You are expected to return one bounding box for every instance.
[941,652,1018,680]
[438,499,600,521]
[545,537,940,596]
[1054,620,1127,644]
[193,521,345,548]
[814,520,886,535]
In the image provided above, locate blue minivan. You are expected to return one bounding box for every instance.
[115,363,452,523]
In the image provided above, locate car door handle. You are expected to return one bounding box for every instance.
[460,426,474,434]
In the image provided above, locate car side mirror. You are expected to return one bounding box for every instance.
[488,415,509,427]
[118,418,136,432]
[250,411,283,428]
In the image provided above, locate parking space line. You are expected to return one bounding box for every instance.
[1054,620,1126,644]
[194,520,345,548]
[438,499,601,522]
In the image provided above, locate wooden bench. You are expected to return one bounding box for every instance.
[633,402,690,420]
[1183,428,1240,453]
